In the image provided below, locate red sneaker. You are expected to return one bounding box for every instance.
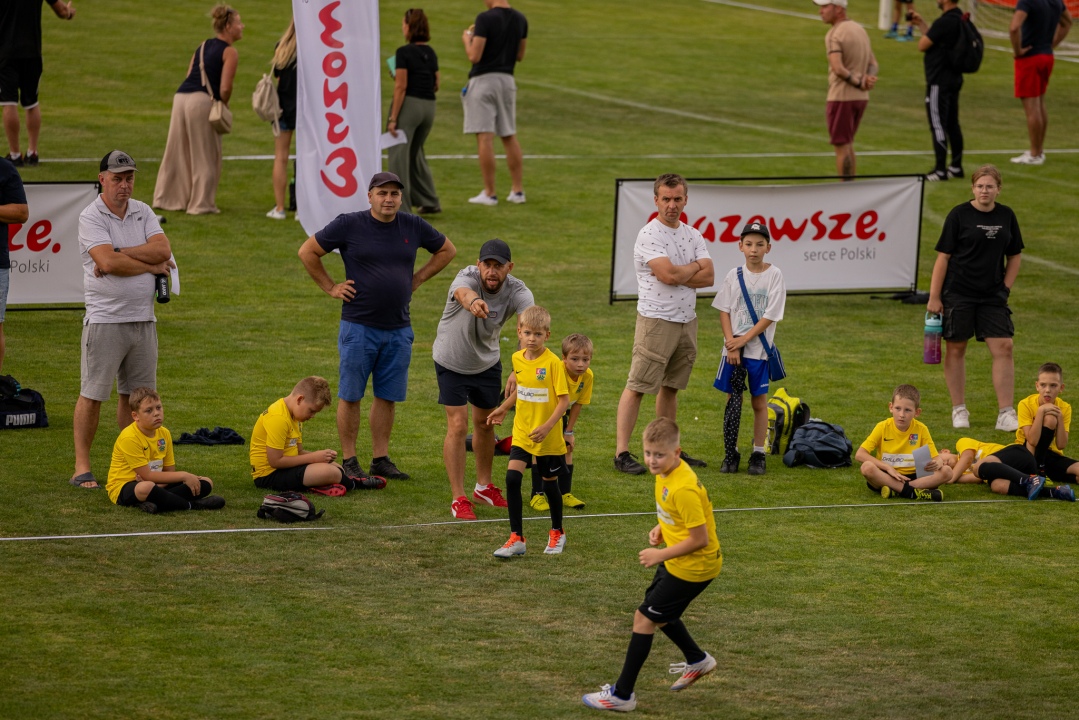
[451,496,477,520]
[473,483,508,507]
[309,483,347,497]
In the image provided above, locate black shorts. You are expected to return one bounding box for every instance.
[638,563,713,625]
[986,444,1037,475]
[435,360,502,408]
[0,57,44,107]
[1037,451,1079,484]
[942,291,1013,342]
[116,479,201,506]
[254,465,312,491]
[509,445,565,478]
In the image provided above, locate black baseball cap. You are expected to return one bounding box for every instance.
[368,171,403,190]
[740,221,770,241]
[99,150,138,173]
[478,238,511,264]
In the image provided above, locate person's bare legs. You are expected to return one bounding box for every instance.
[751,393,769,447]
[271,129,293,212]
[471,405,495,487]
[3,105,21,157]
[369,397,395,459]
[475,132,497,197]
[500,134,523,194]
[835,143,856,180]
[337,398,361,459]
[943,339,968,406]
[655,386,678,422]
[444,404,470,500]
[1020,95,1047,157]
[26,105,41,155]
[986,337,1015,409]
[0,321,5,373]
[72,395,102,484]
[117,393,134,430]
[615,388,644,455]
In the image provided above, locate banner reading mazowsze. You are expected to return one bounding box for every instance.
[293,0,381,236]
[612,177,923,299]
[8,183,98,305]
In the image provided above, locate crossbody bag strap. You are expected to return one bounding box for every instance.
[199,42,213,98]
[736,267,775,358]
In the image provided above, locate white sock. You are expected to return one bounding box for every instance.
[953,404,967,411]
[753,445,766,454]
[475,482,491,492]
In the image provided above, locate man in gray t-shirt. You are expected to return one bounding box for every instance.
[432,238,533,520]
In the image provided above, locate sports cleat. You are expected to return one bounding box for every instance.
[1011,151,1045,165]
[342,457,367,480]
[192,494,226,509]
[562,492,586,509]
[468,191,498,206]
[996,407,1019,432]
[474,483,508,507]
[451,496,477,520]
[884,29,899,39]
[680,451,707,468]
[266,207,286,220]
[356,474,387,490]
[1053,485,1075,502]
[309,484,347,497]
[582,684,636,712]
[719,450,741,474]
[7,153,23,167]
[614,451,647,475]
[897,32,915,41]
[913,487,943,502]
[747,451,767,476]
[880,485,894,499]
[946,166,964,179]
[544,528,566,554]
[370,456,410,480]
[493,532,526,558]
[139,501,159,514]
[25,152,38,166]
[1026,475,1046,501]
[925,169,948,182]
[952,406,970,429]
[530,493,550,511]
[507,191,526,204]
[669,652,717,691]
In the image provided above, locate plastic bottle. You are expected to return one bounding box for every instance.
[923,312,942,364]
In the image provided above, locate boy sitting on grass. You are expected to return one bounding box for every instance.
[857,383,951,501]
[582,417,721,713]
[531,332,593,511]
[938,439,1073,501]
[106,387,225,514]
[251,376,385,496]
[1016,362,1079,489]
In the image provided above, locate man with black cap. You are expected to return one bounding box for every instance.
[432,238,533,520]
[70,150,174,489]
[299,171,456,482]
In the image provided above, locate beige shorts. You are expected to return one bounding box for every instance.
[462,73,517,137]
[80,321,158,401]
[625,315,697,394]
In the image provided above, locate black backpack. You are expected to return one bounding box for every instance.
[782,420,853,469]
[257,492,324,523]
[951,13,984,74]
[0,375,49,429]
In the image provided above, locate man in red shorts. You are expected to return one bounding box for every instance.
[1009,0,1072,165]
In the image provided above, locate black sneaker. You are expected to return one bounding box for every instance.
[719,450,741,474]
[355,474,387,490]
[614,451,647,475]
[370,456,410,480]
[946,165,964,179]
[924,169,948,182]
[747,451,767,476]
[680,451,707,468]
[342,456,367,479]
[7,153,23,167]
[192,495,226,510]
[139,501,158,514]
[25,152,38,166]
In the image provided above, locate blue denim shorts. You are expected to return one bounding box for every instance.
[338,321,413,403]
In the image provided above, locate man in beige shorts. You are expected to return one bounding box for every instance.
[614,173,714,475]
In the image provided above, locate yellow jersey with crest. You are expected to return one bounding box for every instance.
[565,366,594,407]
[107,423,175,504]
[860,418,938,474]
[250,398,302,479]
[511,347,570,456]
[655,460,722,582]
[954,437,1005,479]
[1016,394,1072,455]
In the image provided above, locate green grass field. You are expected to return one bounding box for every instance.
[3,1,1079,718]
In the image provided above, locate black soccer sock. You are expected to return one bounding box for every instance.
[660,619,706,664]
[506,469,524,535]
[530,462,543,497]
[558,464,574,495]
[723,366,746,458]
[338,468,357,491]
[614,632,654,699]
[978,462,1027,484]
[898,484,917,499]
[544,479,563,531]
[147,485,193,513]
[1006,480,1030,497]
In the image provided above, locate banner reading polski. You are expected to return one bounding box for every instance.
[612,177,922,300]
[9,183,98,306]
[293,0,381,236]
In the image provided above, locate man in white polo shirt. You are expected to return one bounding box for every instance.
[614,173,714,474]
[69,150,173,489]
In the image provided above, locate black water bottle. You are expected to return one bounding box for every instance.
[155,274,170,304]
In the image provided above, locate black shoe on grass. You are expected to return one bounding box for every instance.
[192,495,226,510]
[614,451,647,475]
[747,451,767,476]
[680,451,707,468]
[719,451,741,474]
[370,456,410,480]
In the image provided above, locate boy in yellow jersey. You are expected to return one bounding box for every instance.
[582,417,721,712]
[938,437,1073,500]
[487,306,570,556]
[106,387,224,514]
[531,332,593,511]
[1016,362,1079,487]
[251,376,386,496]
[856,384,951,501]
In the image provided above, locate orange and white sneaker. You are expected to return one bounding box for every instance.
[544,528,567,555]
[493,532,526,558]
[669,652,717,691]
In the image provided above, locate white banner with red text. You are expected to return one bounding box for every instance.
[293,0,381,236]
[8,183,98,306]
[611,177,923,300]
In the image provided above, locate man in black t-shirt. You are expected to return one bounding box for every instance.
[461,0,528,206]
[0,0,75,167]
[298,172,456,482]
[911,0,964,181]
[0,156,29,372]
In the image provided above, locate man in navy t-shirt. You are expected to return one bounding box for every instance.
[299,171,456,481]
[1008,0,1072,164]
[0,155,29,372]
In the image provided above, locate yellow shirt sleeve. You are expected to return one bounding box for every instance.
[669,485,707,530]
[860,420,884,457]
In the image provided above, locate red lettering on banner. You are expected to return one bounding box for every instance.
[855,210,884,240]
[810,211,827,240]
[323,80,348,109]
[318,2,344,48]
[827,213,853,240]
[7,223,23,248]
[769,217,808,241]
[317,2,356,198]
[323,51,346,78]
[691,217,715,242]
[641,209,890,243]
[645,212,689,225]
[718,216,741,243]
[26,220,52,252]
[326,113,349,144]
[321,148,359,197]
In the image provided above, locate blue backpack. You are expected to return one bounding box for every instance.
[782,420,852,469]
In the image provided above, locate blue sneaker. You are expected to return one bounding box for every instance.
[884,29,899,39]
[1053,485,1075,502]
[1027,475,1046,500]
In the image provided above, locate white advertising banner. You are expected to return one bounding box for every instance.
[8,183,98,305]
[612,177,923,299]
[293,0,381,235]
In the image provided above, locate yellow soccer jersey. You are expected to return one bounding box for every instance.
[250,398,302,479]
[860,418,938,474]
[1017,394,1072,455]
[954,438,1005,478]
[511,347,570,456]
[655,461,722,582]
[107,423,175,504]
[566,367,594,407]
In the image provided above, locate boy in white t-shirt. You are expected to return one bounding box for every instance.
[712,222,786,476]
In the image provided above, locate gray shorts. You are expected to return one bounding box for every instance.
[0,268,8,322]
[462,73,517,137]
[80,321,158,401]
[626,315,698,394]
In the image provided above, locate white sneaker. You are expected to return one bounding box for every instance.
[996,407,1019,432]
[1011,151,1045,165]
[507,191,526,204]
[543,528,566,555]
[669,651,717,691]
[266,207,286,220]
[952,406,970,429]
[493,532,526,558]
[582,684,636,712]
[468,191,498,206]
